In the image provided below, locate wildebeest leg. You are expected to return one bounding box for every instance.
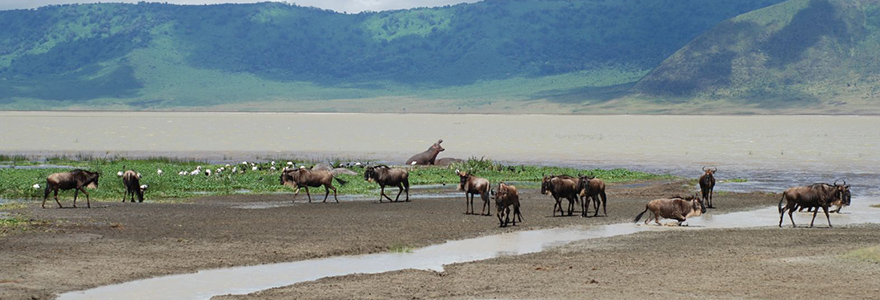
[377,185,388,203]
[708,189,714,208]
[83,188,90,208]
[73,188,79,208]
[394,183,404,202]
[552,196,561,216]
[465,193,471,214]
[403,180,410,202]
[291,187,301,203]
[580,195,589,217]
[514,204,523,223]
[598,192,607,217]
[822,205,832,228]
[482,193,491,216]
[788,208,797,228]
[303,187,313,203]
[330,185,339,203]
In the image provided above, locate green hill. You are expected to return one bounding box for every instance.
[0,0,786,111]
[634,0,880,113]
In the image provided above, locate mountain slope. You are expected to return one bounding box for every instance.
[635,0,880,110]
[0,0,785,110]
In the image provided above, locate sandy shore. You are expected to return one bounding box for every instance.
[1,180,878,299]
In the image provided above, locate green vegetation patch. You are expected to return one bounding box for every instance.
[364,9,453,41]
[0,157,671,202]
[842,245,880,263]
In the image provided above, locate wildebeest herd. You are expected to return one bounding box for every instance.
[38,140,853,228]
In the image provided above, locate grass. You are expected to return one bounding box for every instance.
[724,178,749,183]
[843,246,880,263]
[0,157,672,202]
[388,244,415,253]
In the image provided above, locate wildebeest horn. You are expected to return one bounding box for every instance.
[702,166,707,171]
[437,139,443,144]
[711,167,717,172]
[834,179,839,186]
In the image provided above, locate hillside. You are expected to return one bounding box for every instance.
[0,0,785,111]
[634,0,880,113]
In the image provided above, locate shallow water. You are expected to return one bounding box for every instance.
[59,196,880,300]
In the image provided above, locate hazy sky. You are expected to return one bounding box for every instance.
[0,0,481,13]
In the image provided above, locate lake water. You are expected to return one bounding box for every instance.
[5,112,880,299]
[4,112,879,193]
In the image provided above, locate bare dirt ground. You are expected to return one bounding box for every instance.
[2,180,878,299]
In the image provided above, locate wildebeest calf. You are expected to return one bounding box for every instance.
[634,194,706,226]
[457,169,491,215]
[364,165,410,202]
[492,182,523,227]
[42,169,100,208]
[577,174,607,217]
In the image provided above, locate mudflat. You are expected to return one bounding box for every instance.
[1,180,877,299]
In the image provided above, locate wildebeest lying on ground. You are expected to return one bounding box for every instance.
[542,175,580,217]
[456,169,491,215]
[491,182,523,227]
[121,170,145,203]
[363,165,410,203]
[699,167,717,208]
[42,169,100,208]
[778,181,851,228]
[577,174,607,217]
[279,168,348,203]
[406,139,445,165]
[634,194,706,226]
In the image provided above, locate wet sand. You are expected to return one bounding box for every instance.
[5,180,878,299]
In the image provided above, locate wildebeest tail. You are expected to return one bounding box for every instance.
[43,183,51,200]
[633,206,649,223]
[778,194,786,214]
[334,177,348,185]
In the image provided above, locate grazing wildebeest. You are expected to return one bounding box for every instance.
[121,170,144,203]
[279,168,348,203]
[491,182,523,227]
[406,139,445,165]
[778,181,850,228]
[434,157,464,166]
[699,167,717,208]
[363,165,410,203]
[634,193,706,226]
[541,175,580,216]
[456,169,491,215]
[577,174,607,217]
[42,169,100,209]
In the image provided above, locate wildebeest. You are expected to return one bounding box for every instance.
[434,157,464,166]
[491,182,523,227]
[778,181,851,228]
[577,174,607,217]
[541,175,580,216]
[456,169,491,215]
[406,139,445,165]
[121,170,144,203]
[699,167,717,208]
[363,165,410,203]
[42,169,100,209]
[279,168,348,203]
[634,194,706,226]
